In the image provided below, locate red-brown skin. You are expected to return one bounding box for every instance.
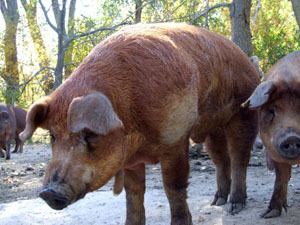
[12,107,27,153]
[244,51,300,218]
[0,104,16,160]
[20,23,259,225]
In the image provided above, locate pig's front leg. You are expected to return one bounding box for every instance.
[124,164,146,225]
[5,141,10,160]
[161,139,192,225]
[261,161,291,218]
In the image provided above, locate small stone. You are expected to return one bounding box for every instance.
[25,167,34,171]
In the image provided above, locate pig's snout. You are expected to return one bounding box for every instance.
[39,188,70,210]
[277,133,300,159]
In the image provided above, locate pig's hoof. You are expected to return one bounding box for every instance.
[211,197,227,206]
[260,208,281,218]
[227,202,245,215]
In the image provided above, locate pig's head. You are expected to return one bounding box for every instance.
[243,80,300,164]
[20,92,126,210]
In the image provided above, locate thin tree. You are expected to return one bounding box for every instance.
[39,0,128,89]
[20,0,53,94]
[291,0,300,30]
[230,0,253,56]
[135,0,143,23]
[62,0,76,78]
[0,0,20,104]
[192,1,253,56]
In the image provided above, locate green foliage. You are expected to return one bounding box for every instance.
[252,0,300,72]
[0,0,299,122]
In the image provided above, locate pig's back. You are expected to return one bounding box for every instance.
[267,51,300,82]
[54,23,259,143]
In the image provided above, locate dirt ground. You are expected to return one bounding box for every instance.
[1,143,300,225]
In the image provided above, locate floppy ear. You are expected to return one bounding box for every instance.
[19,99,49,142]
[241,81,276,109]
[67,92,123,135]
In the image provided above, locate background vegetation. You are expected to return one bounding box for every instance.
[0,0,299,109]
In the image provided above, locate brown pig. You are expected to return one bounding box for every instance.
[20,23,259,224]
[0,104,16,160]
[12,107,27,153]
[242,51,300,218]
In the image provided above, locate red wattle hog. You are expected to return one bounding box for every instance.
[20,23,259,225]
[243,51,300,218]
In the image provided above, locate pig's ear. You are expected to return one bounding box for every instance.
[67,92,123,135]
[19,99,49,142]
[241,81,276,109]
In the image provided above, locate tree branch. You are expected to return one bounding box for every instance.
[39,0,58,32]
[0,0,7,17]
[51,0,60,25]
[64,22,130,49]
[20,0,28,10]
[19,67,55,94]
[67,0,76,36]
[252,0,261,27]
[192,2,232,22]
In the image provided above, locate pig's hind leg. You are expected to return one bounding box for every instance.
[205,130,231,206]
[12,138,19,153]
[161,138,192,225]
[5,141,11,160]
[225,110,258,214]
[12,137,23,153]
[261,162,291,218]
[124,164,146,225]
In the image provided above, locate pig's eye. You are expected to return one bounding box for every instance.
[83,131,98,144]
[79,130,99,150]
[265,107,276,122]
[50,134,56,143]
[268,108,275,116]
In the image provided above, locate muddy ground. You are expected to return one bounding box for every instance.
[1,143,300,225]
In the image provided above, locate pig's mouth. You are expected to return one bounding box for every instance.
[39,188,71,210]
[39,186,88,210]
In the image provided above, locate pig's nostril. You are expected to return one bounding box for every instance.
[282,143,290,150]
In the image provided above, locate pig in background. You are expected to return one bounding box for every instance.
[243,50,300,218]
[0,104,16,160]
[20,23,259,225]
[12,106,27,153]
[0,105,27,159]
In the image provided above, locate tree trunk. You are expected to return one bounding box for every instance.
[291,0,300,29]
[21,0,53,94]
[53,42,65,89]
[52,0,67,89]
[135,0,142,23]
[64,0,76,78]
[230,0,253,56]
[0,0,20,104]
